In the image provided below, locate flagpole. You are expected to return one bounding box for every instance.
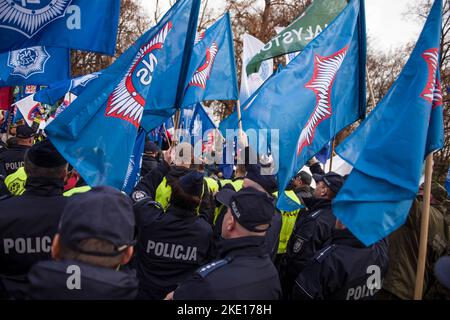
[413,153,434,300]
[366,66,377,109]
[328,138,335,172]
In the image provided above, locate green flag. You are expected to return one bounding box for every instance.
[246,0,348,74]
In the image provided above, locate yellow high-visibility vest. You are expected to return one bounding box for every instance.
[273,190,301,254]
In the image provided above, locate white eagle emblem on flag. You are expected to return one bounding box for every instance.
[420,48,442,109]
[188,42,219,90]
[105,22,172,128]
[7,46,50,78]
[297,47,348,156]
[0,0,72,38]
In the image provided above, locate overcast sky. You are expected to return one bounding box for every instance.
[141,0,425,52]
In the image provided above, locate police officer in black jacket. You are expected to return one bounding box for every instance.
[140,141,161,178]
[280,167,345,298]
[27,186,138,300]
[213,163,282,261]
[133,171,213,300]
[0,125,35,177]
[0,139,69,299]
[292,220,389,300]
[171,187,282,300]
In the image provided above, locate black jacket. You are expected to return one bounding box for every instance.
[27,260,138,300]
[133,200,213,300]
[0,144,29,176]
[140,154,160,178]
[292,229,389,300]
[0,177,68,299]
[280,196,336,297]
[174,236,282,300]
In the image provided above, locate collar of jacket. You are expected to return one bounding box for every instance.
[218,236,267,259]
[28,259,138,300]
[24,177,65,197]
[330,228,366,248]
[168,166,191,179]
[303,196,331,212]
[167,205,197,218]
[9,144,30,151]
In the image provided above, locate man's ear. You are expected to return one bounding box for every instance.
[51,234,61,260]
[120,246,134,266]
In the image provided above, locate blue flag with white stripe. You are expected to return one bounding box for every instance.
[0,0,120,55]
[0,46,70,85]
[332,0,444,246]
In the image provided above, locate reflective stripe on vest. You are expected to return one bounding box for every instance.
[63,186,92,197]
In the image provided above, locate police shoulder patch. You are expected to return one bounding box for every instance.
[197,259,230,278]
[314,244,336,263]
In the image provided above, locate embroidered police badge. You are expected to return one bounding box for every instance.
[7,46,50,78]
[293,238,305,253]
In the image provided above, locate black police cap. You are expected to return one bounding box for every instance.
[144,141,159,153]
[216,187,274,233]
[16,125,35,139]
[26,139,67,168]
[245,164,278,194]
[58,186,136,256]
[179,170,204,197]
[313,172,344,194]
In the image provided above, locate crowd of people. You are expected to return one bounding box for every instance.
[0,124,449,300]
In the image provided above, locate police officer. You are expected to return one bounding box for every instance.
[133,171,213,300]
[170,187,282,300]
[0,125,35,176]
[27,187,138,300]
[141,140,161,177]
[292,220,389,300]
[0,139,69,299]
[280,170,345,298]
[213,163,282,261]
[291,171,313,200]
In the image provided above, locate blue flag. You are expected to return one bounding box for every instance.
[316,141,332,165]
[188,103,217,136]
[122,129,146,194]
[181,13,238,108]
[46,0,201,189]
[222,0,366,211]
[0,46,70,86]
[332,0,444,246]
[0,0,120,55]
[34,72,101,105]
